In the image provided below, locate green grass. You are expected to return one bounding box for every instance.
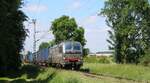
[50,69,136,83]
[0,64,139,83]
[1,62,150,83]
[82,63,150,82]
[84,56,114,64]
[0,65,57,83]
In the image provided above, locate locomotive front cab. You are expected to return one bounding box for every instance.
[62,41,83,69]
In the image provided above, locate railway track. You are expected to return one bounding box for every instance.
[77,70,145,83]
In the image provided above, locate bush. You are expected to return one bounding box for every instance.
[140,49,150,66]
[140,54,150,66]
[83,48,89,57]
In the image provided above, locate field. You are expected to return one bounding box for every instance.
[83,56,150,82]
[0,57,150,83]
[82,63,150,83]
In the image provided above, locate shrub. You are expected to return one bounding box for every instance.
[140,54,150,66]
[83,48,90,57]
[140,49,150,66]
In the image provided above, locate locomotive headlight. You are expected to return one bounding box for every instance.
[63,57,66,60]
[78,59,81,62]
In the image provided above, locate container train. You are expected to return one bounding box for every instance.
[26,41,83,69]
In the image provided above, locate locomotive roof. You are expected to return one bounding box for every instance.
[49,41,81,48]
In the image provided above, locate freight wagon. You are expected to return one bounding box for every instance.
[35,48,49,66]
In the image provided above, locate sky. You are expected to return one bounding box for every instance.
[22,0,110,53]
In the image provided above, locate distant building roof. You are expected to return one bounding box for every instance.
[96,51,113,54]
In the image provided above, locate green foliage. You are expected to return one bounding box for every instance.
[101,0,150,64]
[72,27,86,46]
[39,42,50,50]
[0,0,27,74]
[140,49,150,66]
[84,56,111,64]
[39,40,56,50]
[83,48,90,57]
[48,39,55,47]
[50,15,86,46]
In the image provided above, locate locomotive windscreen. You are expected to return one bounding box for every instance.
[73,43,81,50]
[65,42,82,54]
[65,42,72,50]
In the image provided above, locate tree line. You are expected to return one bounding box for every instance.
[101,0,150,64]
[0,0,27,76]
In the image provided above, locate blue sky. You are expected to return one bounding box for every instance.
[22,0,110,53]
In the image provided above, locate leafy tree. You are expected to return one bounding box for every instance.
[101,0,150,64]
[83,48,90,57]
[48,39,55,47]
[0,0,27,75]
[51,15,86,46]
[140,49,150,66]
[73,27,86,47]
[39,42,50,50]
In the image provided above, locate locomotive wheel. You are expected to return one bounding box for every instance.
[74,65,80,70]
[56,64,62,68]
[51,63,56,67]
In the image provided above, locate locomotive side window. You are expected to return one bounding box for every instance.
[59,46,62,53]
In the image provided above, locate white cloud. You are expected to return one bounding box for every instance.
[72,1,81,9]
[23,4,48,13]
[82,15,98,26]
[78,14,107,29]
[66,0,82,11]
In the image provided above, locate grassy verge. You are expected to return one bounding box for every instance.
[46,69,138,83]
[0,65,57,83]
[0,64,139,83]
[0,67,123,83]
[82,63,150,82]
